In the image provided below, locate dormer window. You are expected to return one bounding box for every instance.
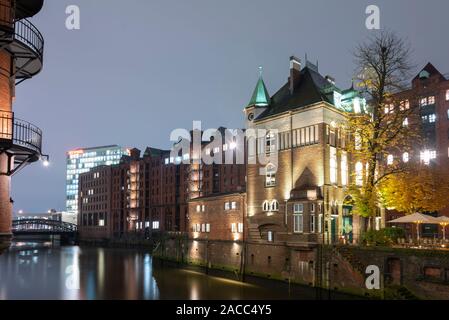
[419,70,430,79]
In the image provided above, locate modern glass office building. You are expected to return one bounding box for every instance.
[66,145,129,213]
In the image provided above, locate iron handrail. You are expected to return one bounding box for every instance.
[0,2,44,60]
[13,17,44,59]
[0,110,42,155]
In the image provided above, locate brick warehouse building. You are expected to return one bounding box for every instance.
[78,128,246,241]
[385,63,449,236]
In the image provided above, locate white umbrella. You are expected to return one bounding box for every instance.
[437,216,449,242]
[388,213,440,243]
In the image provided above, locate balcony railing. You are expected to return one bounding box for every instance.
[0,111,42,155]
[0,2,44,70]
[13,17,44,60]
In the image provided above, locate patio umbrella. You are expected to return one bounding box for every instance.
[437,216,449,242]
[387,212,440,243]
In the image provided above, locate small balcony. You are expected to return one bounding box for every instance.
[0,2,44,83]
[0,111,43,176]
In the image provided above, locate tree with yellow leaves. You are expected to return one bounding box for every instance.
[347,31,420,228]
[379,164,449,214]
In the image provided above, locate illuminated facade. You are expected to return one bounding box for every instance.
[66,145,129,214]
[244,57,364,244]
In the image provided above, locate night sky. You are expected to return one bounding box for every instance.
[11,0,449,213]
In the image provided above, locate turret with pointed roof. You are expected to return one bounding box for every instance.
[246,67,270,108]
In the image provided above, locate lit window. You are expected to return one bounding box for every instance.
[271,200,279,212]
[402,152,409,163]
[238,223,243,233]
[267,231,274,242]
[183,153,190,161]
[231,201,237,210]
[402,118,409,127]
[420,150,436,165]
[293,212,303,234]
[164,158,169,165]
[428,96,435,105]
[318,214,323,233]
[152,221,160,230]
[355,162,363,186]
[213,147,220,154]
[446,90,449,101]
[384,104,394,114]
[223,144,228,151]
[266,131,276,155]
[341,152,348,186]
[201,205,205,212]
[387,155,394,165]
[206,224,210,233]
[330,147,337,184]
[429,114,436,123]
[265,164,276,187]
[400,100,410,110]
[420,97,428,106]
[99,219,105,227]
[224,202,230,211]
[201,224,206,232]
[196,205,201,213]
[231,223,237,233]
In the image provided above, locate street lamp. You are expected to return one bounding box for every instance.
[41,154,50,167]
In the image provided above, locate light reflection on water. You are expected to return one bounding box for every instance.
[0,242,355,300]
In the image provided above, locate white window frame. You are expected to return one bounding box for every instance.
[265,164,276,187]
[262,200,270,212]
[293,214,304,234]
[310,214,316,233]
[271,200,280,212]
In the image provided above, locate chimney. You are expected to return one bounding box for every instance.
[289,56,301,94]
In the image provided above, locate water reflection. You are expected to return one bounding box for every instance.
[0,242,357,300]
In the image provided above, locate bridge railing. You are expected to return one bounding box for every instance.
[12,218,77,233]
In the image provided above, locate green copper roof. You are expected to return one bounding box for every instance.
[247,75,270,108]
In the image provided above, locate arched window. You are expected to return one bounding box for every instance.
[266,131,276,155]
[262,200,270,212]
[402,152,409,163]
[265,164,276,187]
[271,200,279,212]
[387,154,394,165]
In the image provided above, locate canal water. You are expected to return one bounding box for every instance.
[0,241,357,300]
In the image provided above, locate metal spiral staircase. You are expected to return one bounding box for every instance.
[0,0,46,176]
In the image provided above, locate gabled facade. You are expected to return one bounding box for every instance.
[245,56,365,244]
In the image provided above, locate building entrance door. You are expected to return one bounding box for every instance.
[342,205,353,244]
